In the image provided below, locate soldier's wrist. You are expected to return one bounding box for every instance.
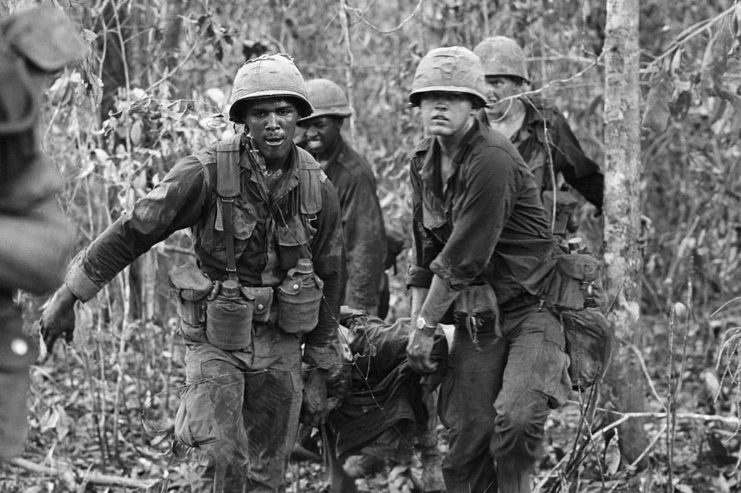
[415,316,437,337]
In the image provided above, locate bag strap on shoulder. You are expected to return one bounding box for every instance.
[215,134,242,280]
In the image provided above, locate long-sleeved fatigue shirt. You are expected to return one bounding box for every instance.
[408,119,557,306]
[513,96,604,210]
[65,138,345,368]
[321,137,386,313]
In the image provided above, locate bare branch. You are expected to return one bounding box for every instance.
[6,457,156,488]
[354,0,425,35]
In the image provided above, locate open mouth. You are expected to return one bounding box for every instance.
[431,115,448,122]
[264,136,285,147]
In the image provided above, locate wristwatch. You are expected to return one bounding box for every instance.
[415,316,437,336]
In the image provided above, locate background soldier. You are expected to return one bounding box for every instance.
[474,36,604,237]
[297,79,387,317]
[0,7,83,460]
[405,46,571,493]
[39,54,345,491]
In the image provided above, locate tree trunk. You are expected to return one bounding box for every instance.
[602,0,648,465]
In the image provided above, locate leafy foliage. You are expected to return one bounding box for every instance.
[4,0,741,491]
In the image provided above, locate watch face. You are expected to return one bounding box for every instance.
[416,317,427,329]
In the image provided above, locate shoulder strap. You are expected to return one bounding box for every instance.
[296,146,325,215]
[215,134,243,280]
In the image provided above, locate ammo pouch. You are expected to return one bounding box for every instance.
[277,268,323,335]
[169,264,212,342]
[541,253,602,311]
[540,252,613,390]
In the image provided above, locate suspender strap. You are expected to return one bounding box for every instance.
[216,136,242,280]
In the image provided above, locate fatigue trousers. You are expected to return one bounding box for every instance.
[174,326,304,493]
[438,303,571,493]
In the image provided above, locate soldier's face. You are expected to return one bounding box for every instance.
[297,116,342,158]
[419,91,475,138]
[244,98,298,163]
[483,75,523,120]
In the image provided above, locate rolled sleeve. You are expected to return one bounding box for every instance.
[65,251,101,302]
[407,264,433,289]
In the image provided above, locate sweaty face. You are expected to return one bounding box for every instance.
[297,115,342,157]
[419,92,475,138]
[483,75,523,120]
[243,98,298,164]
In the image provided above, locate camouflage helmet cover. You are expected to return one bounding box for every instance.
[473,36,529,82]
[228,54,314,123]
[409,46,488,108]
[299,78,352,122]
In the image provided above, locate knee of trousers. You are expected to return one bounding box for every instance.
[490,399,551,463]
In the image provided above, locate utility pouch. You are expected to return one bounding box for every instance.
[168,264,212,342]
[0,325,37,460]
[540,251,613,390]
[206,280,253,351]
[541,253,602,311]
[561,307,613,391]
[241,286,273,323]
[277,260,324,335]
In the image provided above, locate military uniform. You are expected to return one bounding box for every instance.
[42,55,345,492]
[0,6,82,460]
[311,138,386,314]
[298,78,387,316]
[510,96,603,211]
[64,135,344,490]
[408,119,571,492]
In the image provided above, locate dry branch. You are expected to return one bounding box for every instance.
[6,457,156,488]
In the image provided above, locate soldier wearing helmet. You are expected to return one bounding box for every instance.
[0,6,83,460]
[296,79,386,318]
[474,36,604,237]
[405,46,571,493]
[40,54,345,490]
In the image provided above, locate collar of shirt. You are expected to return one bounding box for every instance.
[244,135,301,202]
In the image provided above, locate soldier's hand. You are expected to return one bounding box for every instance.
[39,285,77,358]
[406,326,437,373]
[300,368,329,427]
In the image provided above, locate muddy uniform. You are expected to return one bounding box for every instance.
[408,119,572,492]
[320,138,386,314]
[65,136,344,491]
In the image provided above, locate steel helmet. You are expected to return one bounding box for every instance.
[409,46,487,108]
[0,7,86,136]
[473,36,529,82]
[299,78,352,122]
[228,54,313,123]
[0,7,87,73]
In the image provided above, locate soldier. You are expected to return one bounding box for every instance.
[474,36,604,237]
[40,54,345,491]
[0,7,83,460]
[405,46,571,493]
[296,79,387,316]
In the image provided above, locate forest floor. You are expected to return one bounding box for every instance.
[1,313,741,492]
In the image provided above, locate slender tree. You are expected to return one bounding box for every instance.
[603,0,648,464]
